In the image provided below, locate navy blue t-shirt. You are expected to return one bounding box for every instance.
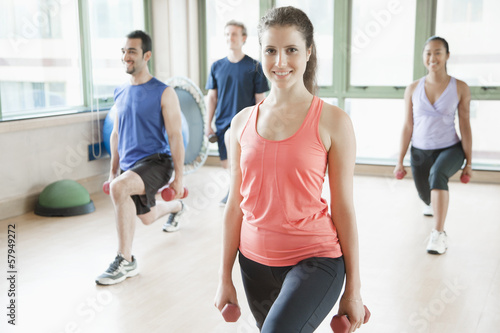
[114,77,171,170]
[206,55,269,131]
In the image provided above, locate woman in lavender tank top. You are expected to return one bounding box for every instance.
[394,36,473,255]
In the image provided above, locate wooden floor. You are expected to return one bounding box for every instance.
[1,165,499,333]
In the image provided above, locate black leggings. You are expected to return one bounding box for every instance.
[410,142,465,205]
[239,252,345,333]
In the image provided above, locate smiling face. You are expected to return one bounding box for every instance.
[261,25,311,90]
[423,39,450,73]
[121,38,150,75]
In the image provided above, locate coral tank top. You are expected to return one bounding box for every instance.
[238,96,343,266]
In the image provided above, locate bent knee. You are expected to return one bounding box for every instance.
[109,179,130,200]
[428,171,449,191]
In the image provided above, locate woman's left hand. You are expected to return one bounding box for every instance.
[338,294,366,332]
[462,164,472,177]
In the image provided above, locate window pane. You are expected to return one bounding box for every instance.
[276,0,334,87]
[0,0,82,120]
[469,100,500,168]
[436,0,500,86]
[347,99,405,162]
[321,97,338,106]
[350,0,416,86]
[205,0,261,72]
[88,0,145,100]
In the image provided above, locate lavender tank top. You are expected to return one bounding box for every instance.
[411,76,460,150]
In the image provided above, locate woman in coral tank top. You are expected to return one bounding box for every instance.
[214,6,365,332]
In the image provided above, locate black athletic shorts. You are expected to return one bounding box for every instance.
[121,153,174,215]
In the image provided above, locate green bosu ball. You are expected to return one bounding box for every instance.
[35,179,95,217]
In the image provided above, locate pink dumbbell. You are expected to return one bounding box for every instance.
[103,181,110,195]
[161,186,188,201]
[330,305,371,333]
[395,170,406,180]
[221,303,241,322]
[460,174,470,184]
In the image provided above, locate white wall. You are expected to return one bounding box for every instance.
[152,0,200,86]
[0,113,109,219]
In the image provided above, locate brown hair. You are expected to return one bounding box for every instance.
[225,20,247,37]
[257,6,318,94]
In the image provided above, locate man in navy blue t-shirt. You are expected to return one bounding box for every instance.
[205,20,269,204]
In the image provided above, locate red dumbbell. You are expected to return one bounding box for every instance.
[330,305,371,333]
[221,303,241,322]
[161,186,188,201]
[460,174,470,184]
[103,181,110,195]
[395,170,406,180]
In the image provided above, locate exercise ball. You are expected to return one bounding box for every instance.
[102,105,116,156]
[165,76,209,174]
[34,179,95,217]
[102,105,189,155]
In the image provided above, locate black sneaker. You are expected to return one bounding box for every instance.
[163,201,185,232]
[95,254,138,285]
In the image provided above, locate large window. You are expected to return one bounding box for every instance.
[468,101,500,167]
[350,0,416,87]
[88,0,145,101]
[0,0,146,121]
[348,98,405,162]
[436,0,500,86]
[0,0,83,119]
[200,0,500,170]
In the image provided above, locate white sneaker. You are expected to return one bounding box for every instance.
[423,204,434,216]
[162,201,185,232]
[427,230,448,255]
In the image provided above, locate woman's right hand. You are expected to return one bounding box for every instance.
[214,279,238,312]
[393,164,407,179]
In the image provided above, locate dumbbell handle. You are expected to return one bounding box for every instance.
[161,186,188,201]
[330,305,371,333]
[221,303,241,322]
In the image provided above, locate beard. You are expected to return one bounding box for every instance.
[126,66,135,74]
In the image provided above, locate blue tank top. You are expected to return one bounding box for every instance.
[411,76,460,150]
[114,77,171,170]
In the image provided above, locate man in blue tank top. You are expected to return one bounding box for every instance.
[96,30,186,285]
[205,20,269,205]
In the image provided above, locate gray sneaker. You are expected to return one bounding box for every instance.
[95,254,138,285]
[163,201,185,232]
